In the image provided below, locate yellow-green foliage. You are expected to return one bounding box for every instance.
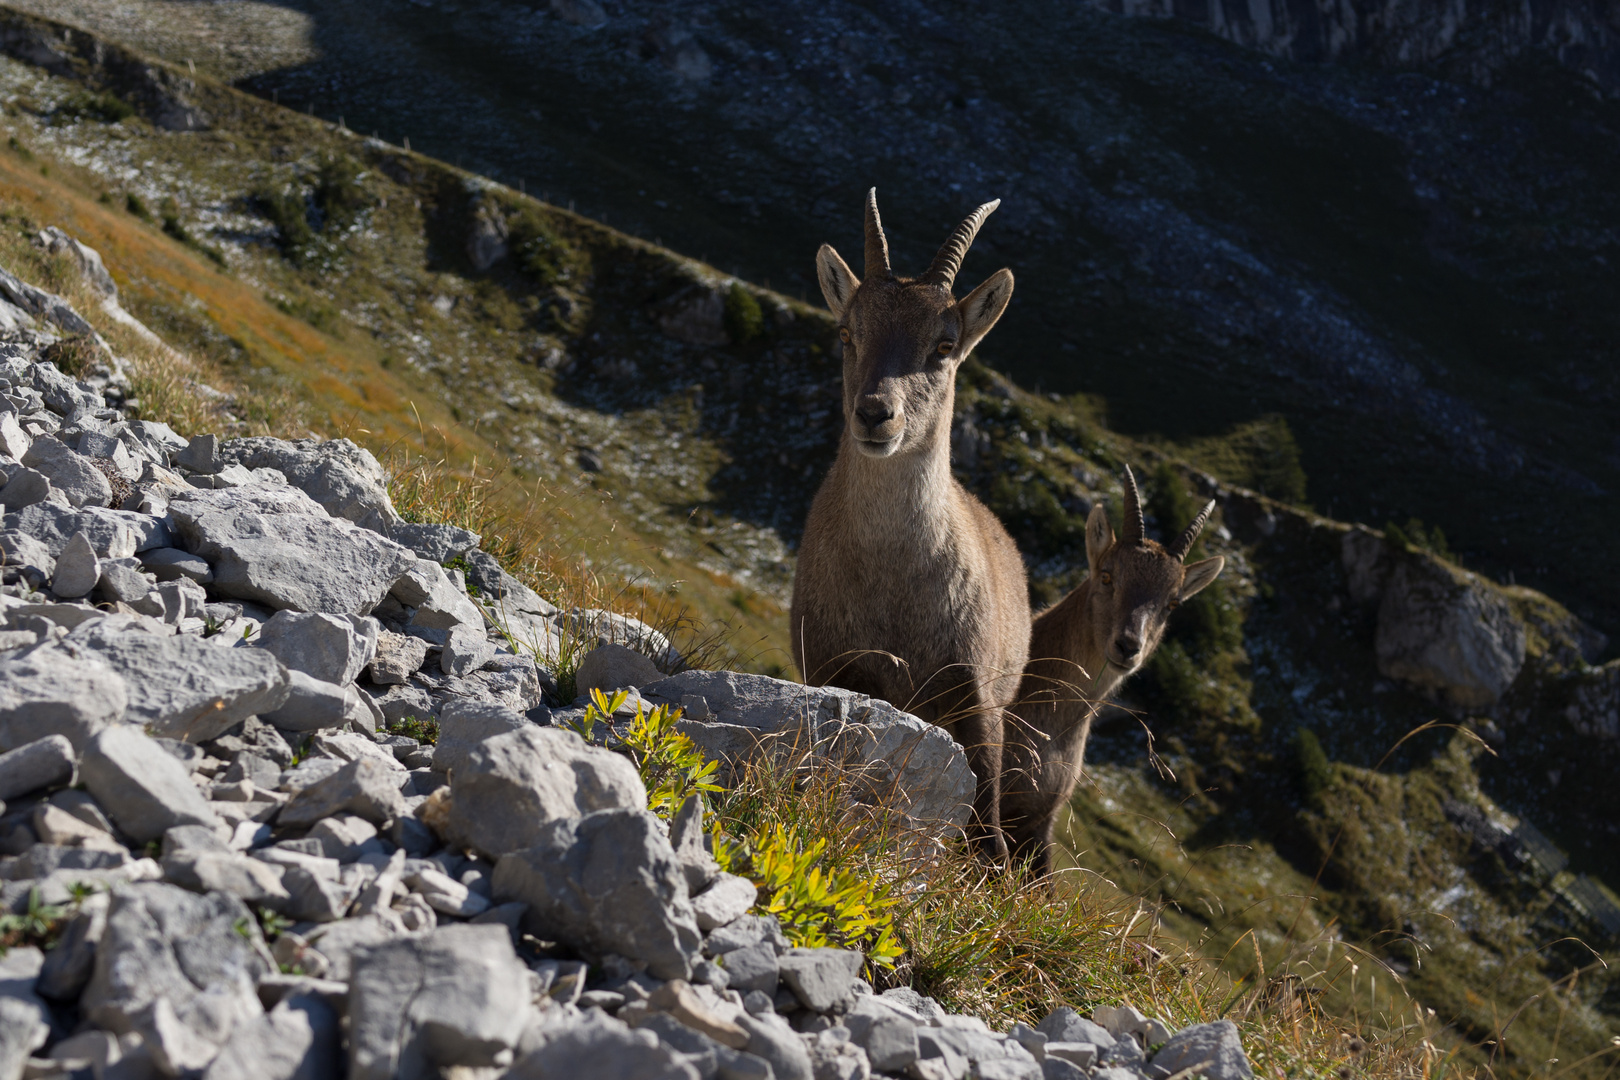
[721,822,903,967]
[567,689,722,819]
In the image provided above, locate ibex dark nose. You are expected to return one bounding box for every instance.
[855,398,894,429]
[1113,634,1141,662]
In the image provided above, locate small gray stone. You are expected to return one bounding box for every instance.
[348,924,531,1080]
[1038,1009,1115,1049]
[307,814,385,862]
[51,529,99,597]
[141,546,215,583]
[164,850,292,907]
[37,891,109,1001]
[506,1009,701,1080]
[441,623,496,676]
[0,947,50,1076]
[368,631,429,684]
[23,435,112,508]
[279,756,410,828]
[177,434,222,474]
[223,752,280,790]
[443,724,646,858]
[97,558,155,603]
[717,942,779,996]
[845,998,921,1073]
[776,948,864,1014]
[671,791,720,894]
[492,808,702,980]
[705,914,789,958]
[388,522,480,563]
[1048,1043,1100,1069]
[256,610,379,686]
[0,733,75,800]
[260,670,373,733]
[1044,1058,1089,1080]
[80,725,219,842]
[737,1012,813,1080]
[202,991,342,1080]
[1144,1021,1251,1080]
[575,642,663,696]
[0,465,49,510]
[692,873,757,932]
[392,559,483,635]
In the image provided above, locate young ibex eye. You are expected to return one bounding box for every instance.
[839,328,851,344]
[937,340,956,356]
[1098,570,1113,586]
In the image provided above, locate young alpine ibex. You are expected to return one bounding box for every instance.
[1001,466,1224,874]
[791,189,1029,860]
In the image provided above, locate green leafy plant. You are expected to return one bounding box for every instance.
[389,714,439,745]
[566,689,721,818]
[1384,517,1456,563]
[258,907,293,941]
[723,821,902,967]
[0,888,69,954]
[1294,727,1333,811]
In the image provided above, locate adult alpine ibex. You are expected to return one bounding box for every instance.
[1001,467,1224,874]
[791,189,1029,860]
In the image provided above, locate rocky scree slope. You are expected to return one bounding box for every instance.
[0,252,1261,1080]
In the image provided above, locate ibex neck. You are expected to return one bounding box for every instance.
[1028,575,1128,716]
[831,426,957,552]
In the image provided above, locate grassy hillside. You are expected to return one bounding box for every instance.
[0,8,1616,1074]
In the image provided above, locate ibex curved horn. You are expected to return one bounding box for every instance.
[1121,465,1145,545]
[921,198,1000,291]
[1167,499,1217,561]
[864,188,891,281]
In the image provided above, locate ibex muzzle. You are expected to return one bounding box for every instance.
[792,189,1029,863]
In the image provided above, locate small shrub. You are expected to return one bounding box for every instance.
[0,887,70,953]
[125,191,151,220]
[1294,726,1332,809]
[41,334,102,379]
[565,689,720,818]
[507,208,581,287]
[314,153,373,232]
[1385,517,1455,563]
[55,90,136,124]
[724,282,764,343]
[254,183,317,259]
[725,822,903,966]
[389,715,439,745]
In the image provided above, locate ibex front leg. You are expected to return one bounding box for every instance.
[940,688,1009,863]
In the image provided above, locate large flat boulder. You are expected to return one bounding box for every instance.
[66,620,290,743]
[640,670,974,833]
[1375,555,1527,708]
[171,505,417,615]
[220,437,399,532]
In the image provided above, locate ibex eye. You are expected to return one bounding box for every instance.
[839,328,851,344]
[1098,570,1112,585]
[937,340,955,356]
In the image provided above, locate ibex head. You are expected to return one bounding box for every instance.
[816,189,1014,459]
[1084,467,1225,675]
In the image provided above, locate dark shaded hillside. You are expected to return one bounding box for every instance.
[194,0,1620,642]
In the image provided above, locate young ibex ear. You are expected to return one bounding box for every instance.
[954,268,1014,359]
[1180,556,1225,601]
[816,244,859,321]
[1084,503,1114,570]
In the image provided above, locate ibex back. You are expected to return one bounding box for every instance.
[1002,467,1224,875]
[790,189,1029,860]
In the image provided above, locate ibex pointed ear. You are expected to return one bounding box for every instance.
[816,244,859,320]
[955,268,1014,359]
[1085,503,1114,570]
[1180,556,1225,601]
